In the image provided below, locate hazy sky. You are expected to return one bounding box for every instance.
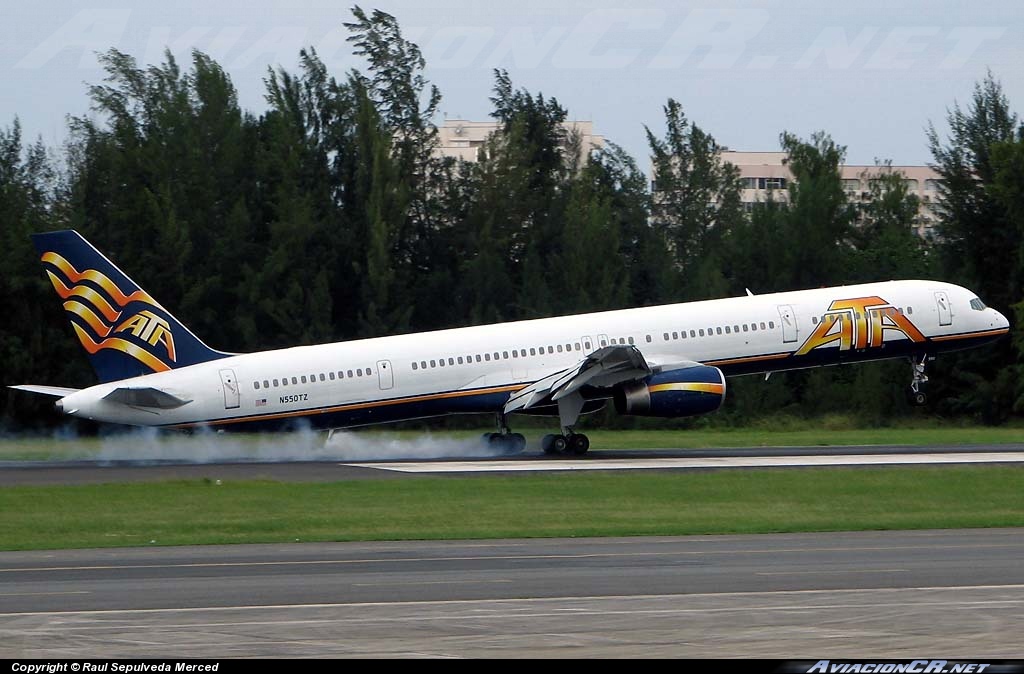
[2,0,1022,166]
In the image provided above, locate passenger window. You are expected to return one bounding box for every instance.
[319,374,326,382]
[254,381,260,390]
[646,335,652,343]
[663,332,670,341]
[420,362,426,370]
[476,355,482,362]
[907,306,913,315]
[329,372,335,380]
[760,322,766,330]
[301,375,307,384]
[446,358,452,366]
[699,329,705,337]
[725,326,731,334]
[511,350,517,358]
[734,325,739,333]
[439,359,445,367]
[458,356,464,364]
[742,324,748,332]
[485,354,491,361]
[681,331,687,339]
[412,362,418,370]
[672,331,678,340]
[575,343,581,350]
[273,379,279,387]
[689,330,695,338]
[548,346,554,354]
[357,369,363,377]
[557,344,563,352]
[716,327,723,335]
[347,370,353,378]
[492,352,499,360]
[263,380,269,388]
[502,351,509,359]
[291,377,298,385]
[628,336,635,344]
[600,339,607,347]
[751,323,757,331]
[769,321,775,329]
[530,348,537,356]
[282,378,288,387]
[812,316,818,324]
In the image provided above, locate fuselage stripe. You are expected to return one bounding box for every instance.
[166,384,526,429]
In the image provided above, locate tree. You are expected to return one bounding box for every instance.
[646,99,742,301]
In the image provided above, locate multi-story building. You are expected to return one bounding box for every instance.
[722,150,944,240]
[436,118,604,165]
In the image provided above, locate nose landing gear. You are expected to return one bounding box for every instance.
[907,354,930,406]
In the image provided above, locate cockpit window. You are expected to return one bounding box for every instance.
[970,298,987,311]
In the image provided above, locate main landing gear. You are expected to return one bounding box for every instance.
[541,432,590,456]
[483,412,526,454]
[541,391,590,456]
[907,354,930,406]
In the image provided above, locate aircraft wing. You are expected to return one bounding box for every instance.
[504,345,652,414]
[8,385,80,397]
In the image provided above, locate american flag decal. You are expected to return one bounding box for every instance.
[255,398,267,407]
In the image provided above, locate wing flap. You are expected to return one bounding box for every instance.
[504,345,652,414]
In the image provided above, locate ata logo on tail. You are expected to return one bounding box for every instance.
[41,251,176,373]
[795,296,926,356]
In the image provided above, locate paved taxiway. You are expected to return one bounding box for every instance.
[2,443,1023,485]
[2,529,1024,657]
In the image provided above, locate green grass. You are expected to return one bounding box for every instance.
[1,424,1022,461]
[1,467,1021,551]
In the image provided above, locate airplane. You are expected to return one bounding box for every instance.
[10,230,1010,455]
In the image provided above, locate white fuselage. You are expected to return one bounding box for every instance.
[57,280,1009,430]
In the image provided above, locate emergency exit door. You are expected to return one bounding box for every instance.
[219,369,240,409]
[377,360,394,390]
[777,305,798,343]
[935,291,952,326]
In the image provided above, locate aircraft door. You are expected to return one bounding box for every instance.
[777,305,798,343]
[597,334,610,347]
[219,369,240,409]
[581,335,595,353]
[377,360,394,390]
[935,292,952,326]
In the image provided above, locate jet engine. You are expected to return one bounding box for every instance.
[613,364,725,418]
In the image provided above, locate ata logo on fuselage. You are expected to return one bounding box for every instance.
[795,296,926,356]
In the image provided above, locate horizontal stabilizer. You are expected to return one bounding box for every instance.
[8,385,80,397]
[103,387,192,409]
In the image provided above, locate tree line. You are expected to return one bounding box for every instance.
[1,7,1022,430]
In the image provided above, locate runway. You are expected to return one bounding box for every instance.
[2,443,1024,485]
[2,529,1023,657]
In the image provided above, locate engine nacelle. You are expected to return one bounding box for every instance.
[613,365,726,418]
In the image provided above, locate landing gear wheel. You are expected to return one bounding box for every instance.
[567,433,590,456]
[485,432,526,454]
[907,389,928,406]
[541,434,567,455]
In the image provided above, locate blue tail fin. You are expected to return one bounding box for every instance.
[32,230,230,383]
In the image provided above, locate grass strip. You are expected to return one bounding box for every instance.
[1,466,1021,551]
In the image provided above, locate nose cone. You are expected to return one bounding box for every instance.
[993,308,1010,330]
